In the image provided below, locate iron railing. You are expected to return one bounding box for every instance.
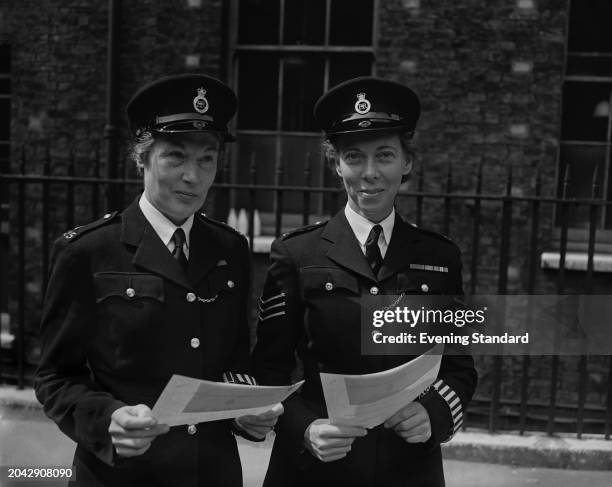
[0,145,611,440]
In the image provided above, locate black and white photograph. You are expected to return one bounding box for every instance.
[0,1,611,486]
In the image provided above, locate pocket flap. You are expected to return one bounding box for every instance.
[300,267,359,294]
[94,273,165,303]
[208,266,237,295]
[397,270,448,294]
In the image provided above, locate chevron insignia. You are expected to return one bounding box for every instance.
[258,292,286,322]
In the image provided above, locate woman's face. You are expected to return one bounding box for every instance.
[334,131,412,223]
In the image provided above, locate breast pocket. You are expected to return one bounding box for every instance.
[299,267,360,299]
[93,272,165,341]
[396,270,449,295]
[206,265,239,300]
[94,272,165,304]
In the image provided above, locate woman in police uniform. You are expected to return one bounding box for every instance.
[253,77,477,487]
[35,74,281,487]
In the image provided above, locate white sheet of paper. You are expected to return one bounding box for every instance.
[320,346,443,428]
[152,375,304,427]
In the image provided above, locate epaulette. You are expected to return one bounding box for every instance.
[413,225,456,245]
[62,211,119,241]
[198,213,246,239]
[281,220,328,240]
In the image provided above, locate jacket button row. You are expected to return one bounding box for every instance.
[125,288,135,298]
[190,338,200,349]
[186,292,196,302]
[187,424,197,435]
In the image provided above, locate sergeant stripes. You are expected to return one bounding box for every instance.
[258,292,286,322]
[432,379,463,439]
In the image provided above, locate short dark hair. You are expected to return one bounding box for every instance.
[321,129,416,183]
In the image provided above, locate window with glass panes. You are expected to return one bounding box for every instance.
[559,0,612,233]
[228,0,376,216]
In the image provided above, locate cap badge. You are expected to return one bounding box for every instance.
[193,87,209,114]
[355,92,371,115]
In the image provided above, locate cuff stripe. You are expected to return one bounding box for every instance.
[433,379,463,441]
[223,371,257,385]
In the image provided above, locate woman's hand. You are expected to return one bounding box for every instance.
[303,419,367,463]
[235,403,284,439]
[109,404,170,458]
[383,402,431,443]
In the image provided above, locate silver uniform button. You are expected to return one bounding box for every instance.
[370,286,379,295]
[227,280,235,289]
[190,338,200,349]
[125,288,135,298]
[325,282,333,291]
[187,424,197,435]
[103,213,112,219]
[421,283,429,293]
[186,292,196,303]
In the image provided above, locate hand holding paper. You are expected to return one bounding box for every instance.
[320,346,443,429]
[235,402,284,439]
[152,375,303,427]
[109,404,170,458]
[383,401,432,443]
[303,419,367,463]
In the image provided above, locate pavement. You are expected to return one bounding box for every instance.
[1,386,611,487]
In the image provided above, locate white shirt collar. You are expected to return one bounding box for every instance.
[344,204,395,256]
[138,193,193,250]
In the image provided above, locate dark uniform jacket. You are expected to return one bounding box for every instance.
[253,210,477,487]
[35,198,251,487]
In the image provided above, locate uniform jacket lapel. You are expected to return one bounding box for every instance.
[187,217,224,286]
[377,214,423,282]
[120,199,191,289]
[322,211,377,282]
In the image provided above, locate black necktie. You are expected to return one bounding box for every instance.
[365,225,383,276]
[171,228,188,272]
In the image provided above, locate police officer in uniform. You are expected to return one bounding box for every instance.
[35,74,282,487]
[253,77,477,487]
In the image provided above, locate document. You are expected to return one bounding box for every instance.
[320,346,442,428]
[152,374,304,427]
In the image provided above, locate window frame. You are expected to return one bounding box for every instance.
[554,4,612,246]
[226,0,379,218]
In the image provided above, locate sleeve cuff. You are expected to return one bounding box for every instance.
[223,372,266,442]
[417,379,463,444]
[223,371,257,385]
[432,379,464,438]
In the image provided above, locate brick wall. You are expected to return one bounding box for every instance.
[1,0,225,171]
[1,0,609,421]
[377,0,570,293]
